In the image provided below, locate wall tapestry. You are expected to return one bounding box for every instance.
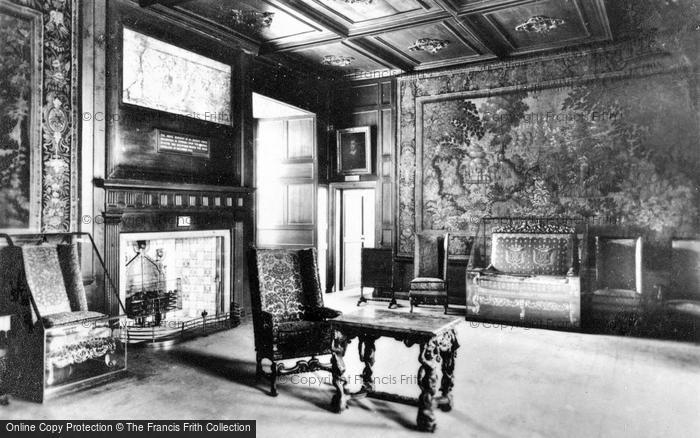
[399,33,699,257]
[0,1,42,231]
[1,0,78,232]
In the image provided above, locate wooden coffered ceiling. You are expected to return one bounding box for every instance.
[139,0,613,77]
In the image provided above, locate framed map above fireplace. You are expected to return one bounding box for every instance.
[121,27,232,126]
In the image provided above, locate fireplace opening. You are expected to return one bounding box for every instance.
[119,230,231,343]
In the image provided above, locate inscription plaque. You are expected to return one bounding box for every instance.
[157,129,210,157]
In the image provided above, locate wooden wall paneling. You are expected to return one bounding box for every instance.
[237,51,255,189]
[335,78,395,252]
[234,220,251,312]
[106,0,241,186]
[82,0,109,309]
[351,83,382,107]
[331,77,396,295]
[381,104,394,247]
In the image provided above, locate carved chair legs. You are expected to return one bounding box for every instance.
[255,358,263,381]
[256,354,332,397]
[269,362,280,397]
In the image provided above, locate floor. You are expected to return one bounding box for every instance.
[2,291,699,438]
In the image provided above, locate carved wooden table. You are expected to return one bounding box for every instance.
[329,308,461,432]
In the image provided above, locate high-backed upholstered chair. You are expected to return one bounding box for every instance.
[591,236,643,309]
[659,238,700,340]
[409,233,449,313]
[248,247,341,396]
[0,233,126,402]
[581,232,644,330]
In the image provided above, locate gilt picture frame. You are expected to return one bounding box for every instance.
[336,126,371,175]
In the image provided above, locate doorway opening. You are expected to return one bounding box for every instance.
[252,93,325,286]
[331,184,376,292]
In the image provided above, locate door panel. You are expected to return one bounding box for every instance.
[287,118,314,159]
[256,116,316,248]
[287,183,314,224]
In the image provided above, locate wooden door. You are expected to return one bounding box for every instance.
[341,189,374,290]
[256,116,316,248]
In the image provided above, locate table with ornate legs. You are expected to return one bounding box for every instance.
[329,308,461,432]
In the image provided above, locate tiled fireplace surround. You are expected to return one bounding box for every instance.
[120,231,230,321]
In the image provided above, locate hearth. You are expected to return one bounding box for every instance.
[119,230,231,343]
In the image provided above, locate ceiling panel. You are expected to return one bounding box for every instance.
[442,0,517,14]
[374,20,481,66]
[463,0,611,56]
[175,0,330,44]
[485,0,588,49]
[311,0,426,24]
[294,0,448,36]
[289,41,390,73]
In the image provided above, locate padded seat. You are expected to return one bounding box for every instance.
[274,320,332,357]
[42,311,106,328]
[410,277,446,291]
[666,300,700,318]
[592,289,640,299]
[478,273,572,283]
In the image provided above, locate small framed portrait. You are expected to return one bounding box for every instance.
[336,127,371,175]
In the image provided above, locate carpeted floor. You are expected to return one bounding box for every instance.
[2,291,699,437]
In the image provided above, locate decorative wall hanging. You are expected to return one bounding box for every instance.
[397,36,698,257]
[336,127,371,175]
[321,55,355,67]
[0,1,44,232]
[230,9,274,31]
[515,16,566,33]
[408,38,450,54]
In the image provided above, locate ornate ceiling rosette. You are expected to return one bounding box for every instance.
[337,0,375,5]
[515,15,566,34]
[230,9,274,32]
[408,38,450,54]
[321,55,355,66]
